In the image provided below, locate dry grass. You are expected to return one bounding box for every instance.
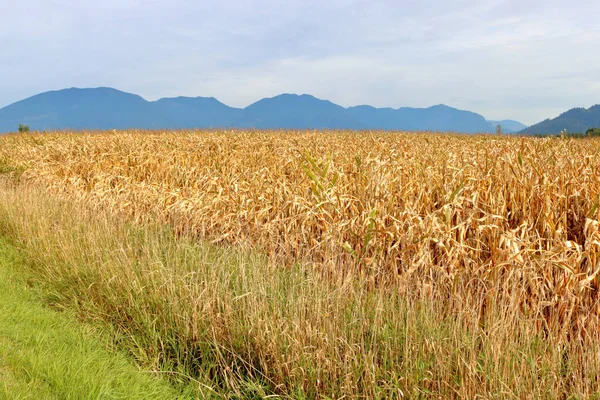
[1,129,600,397]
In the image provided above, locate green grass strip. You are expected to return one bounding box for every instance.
[0,238,189,400]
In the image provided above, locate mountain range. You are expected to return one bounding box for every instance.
[0,87,528,134]
[520,105,600,135]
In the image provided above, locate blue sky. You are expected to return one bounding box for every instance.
[1,0,599,125]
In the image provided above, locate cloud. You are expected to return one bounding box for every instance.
[1,0,599,124]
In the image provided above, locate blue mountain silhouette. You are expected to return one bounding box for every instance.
[520,105,600,134]
[0,87,521,133]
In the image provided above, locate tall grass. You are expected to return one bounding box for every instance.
[0,238,190,400]
[1,130,600,397]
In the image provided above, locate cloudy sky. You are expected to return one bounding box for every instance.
[1,0,599,125]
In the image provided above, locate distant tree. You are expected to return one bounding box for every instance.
[586,128,600,137]
[496,124,502,135]
[18,124,30,133]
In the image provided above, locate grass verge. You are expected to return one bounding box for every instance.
[0,237,192,400]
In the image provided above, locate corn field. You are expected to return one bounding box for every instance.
[2,130,600,339]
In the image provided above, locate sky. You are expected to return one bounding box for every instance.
[1,0,599,125]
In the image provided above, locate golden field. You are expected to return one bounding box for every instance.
[1,130,600,398]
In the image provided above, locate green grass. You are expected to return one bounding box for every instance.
[0,238,192,400]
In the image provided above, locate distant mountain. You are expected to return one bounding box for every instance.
[487,120,527,133]
[520,105,600,135]
[0,87,149,131]
[236,94,365,129]
[0,87,520,133]
[0,88,239,132]
[348,104,492,133]
[150,96,239,128]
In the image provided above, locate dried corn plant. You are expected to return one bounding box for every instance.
[2,130,600,338]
